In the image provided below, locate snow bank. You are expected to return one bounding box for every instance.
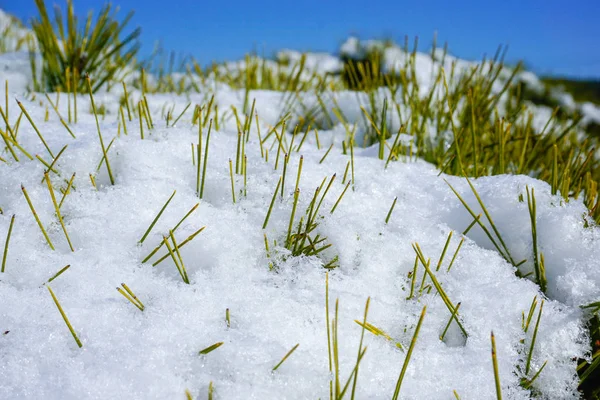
[0,14,598,399]
[0,84,596,399]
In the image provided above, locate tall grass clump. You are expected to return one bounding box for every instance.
[30,0,140,93]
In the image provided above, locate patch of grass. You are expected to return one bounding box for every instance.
[0,12,32,54]
[30,0,140,93]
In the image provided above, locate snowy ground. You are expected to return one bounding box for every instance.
[1,12,600,399]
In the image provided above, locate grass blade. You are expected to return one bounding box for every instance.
[22,185,55,250]
[139,190,176,244]
[47,285,82,348]
[491,332,503,400]
[199,342,223,355]
[391,305,426,400]
[1,215,15,273]
[47,264,71,283]
[272,343,300,371]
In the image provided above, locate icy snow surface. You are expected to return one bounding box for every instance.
[0,28,599,400]
[0,87,597,400]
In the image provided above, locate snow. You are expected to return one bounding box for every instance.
[516,70,545,94]
[277,50,343,74]
[340,37,363,59]
[0,86,596,400]
[0,13,599,400]
[581,102,600,126]
[0,9,34,53]
[0,52,38,95]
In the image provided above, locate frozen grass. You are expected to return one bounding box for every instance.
[1,3,600,399]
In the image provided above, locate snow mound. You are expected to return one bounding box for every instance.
[0,86,596,399]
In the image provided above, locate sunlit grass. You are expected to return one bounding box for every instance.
[1,3,599,398]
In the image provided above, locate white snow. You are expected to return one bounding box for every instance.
[581,102,600,126]
[0,9,34,53]
[0,12,599,400]
[277,50,343,74]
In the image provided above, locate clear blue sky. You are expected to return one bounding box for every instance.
[2,0,599,78]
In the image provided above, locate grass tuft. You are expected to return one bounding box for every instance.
[117,283,145,311]
[30,0,140,93]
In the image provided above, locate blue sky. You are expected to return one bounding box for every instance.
[2,0,599,78]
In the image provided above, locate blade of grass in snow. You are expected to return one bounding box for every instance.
[319,143,334,164]
[138,102,145,139]
[385,197,398,224]
[330,182,351,214]
[445,179,514,265]
[96,138,116,172]
[120,106,128,135]
[45,173,74,252]
[526,186,547,293]
[89,174,97,190]
[161,233,189,284]
[0,125,33,160]
[17,99,54,158]
[436,231,453,272]
[42,145,68,181]
[47,285,82,348]
[462,214,482,235]
[208,381,214,400]
[44,93,76,138]
[272,343,300,372]
[1,215,15,273]
[21,185,55,250]
[354,320,403,350]
[86,75,114,185]
[525,300,544,375]
[391,305,426,400]
[142,203,199,263]
[199,119,212,199]
[117,283,145,311]
[447,238,464,272]
[171,102,191,127]
[229,159,236,204]
[407,255,419,300]
[491,332,503,400]
[199,342,223,355]
[58,173,76,209]
[170,230,189,283]
[152,227,205,267]
[325,273,333,400]
[413,243,467,337]
[47,264,71,283]
[0,123,19,162]
[122,82,132,121]
[286,189,300,247]
[139,190,176,244]
[521,361,548,390]
[263,177,282,229]
[440,302,462,341]
[36,155,58,174]
[351,297,370,398]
